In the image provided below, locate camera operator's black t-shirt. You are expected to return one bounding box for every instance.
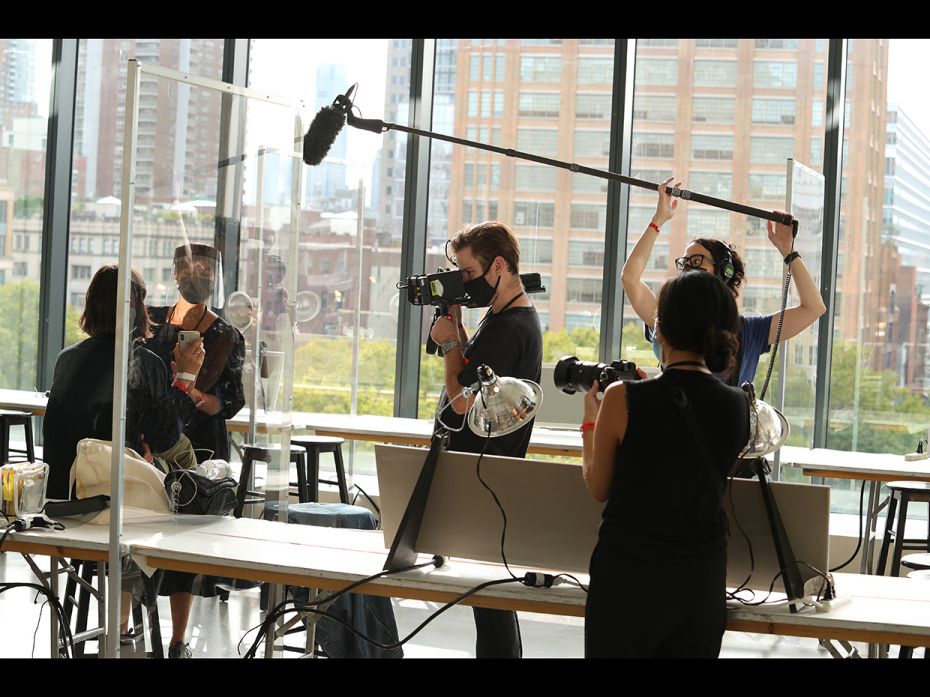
[434,306,543,457]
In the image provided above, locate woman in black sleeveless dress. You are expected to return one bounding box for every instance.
[145,243,245,658]
[581,270,750,658]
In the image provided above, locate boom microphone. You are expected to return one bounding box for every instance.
[302,84,357,166]
[306,83,797,230]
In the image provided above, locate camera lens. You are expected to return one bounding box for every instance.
[553,355,641,395]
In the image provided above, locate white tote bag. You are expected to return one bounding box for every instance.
[69,438,172,524]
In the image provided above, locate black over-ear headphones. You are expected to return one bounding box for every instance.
[715,245,735,282]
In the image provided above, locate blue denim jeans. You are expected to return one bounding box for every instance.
[272,502,403,659]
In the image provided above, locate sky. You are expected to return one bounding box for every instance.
[887,39,930,128]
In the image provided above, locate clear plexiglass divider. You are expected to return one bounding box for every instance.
[108,59,303,656]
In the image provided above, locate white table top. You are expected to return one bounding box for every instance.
[0,388,582,457]
[775,445,930,482]
[8,515,930,645]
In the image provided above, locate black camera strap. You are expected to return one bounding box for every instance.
[479,290,526,328]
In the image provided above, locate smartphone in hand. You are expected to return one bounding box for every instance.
[178,330,200,351]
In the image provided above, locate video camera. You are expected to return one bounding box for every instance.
[553,355,641,395]
[397,269,546,356]
[400,268,546,308]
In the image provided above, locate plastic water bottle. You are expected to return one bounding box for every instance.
[194,459,232,480]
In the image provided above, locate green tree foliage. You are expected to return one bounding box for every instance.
[0,281,39,389]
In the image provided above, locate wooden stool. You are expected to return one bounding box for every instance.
[0,410,35,465]
[291,436,349,504]
[875,481,930,577]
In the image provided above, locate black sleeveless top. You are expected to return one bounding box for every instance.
[601,369,750,561]
[145,306,246,462]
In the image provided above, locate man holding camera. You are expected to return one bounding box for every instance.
[430,221,543,659]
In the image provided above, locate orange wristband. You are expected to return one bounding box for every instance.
[580,422,596,433]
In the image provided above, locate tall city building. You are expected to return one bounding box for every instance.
[303,63,348,210]
[883,104,930,302]
[377,40,412,241]
[74,39,224,203]
[879,103,930,388]
[0,39,38,131]
[436,39,888,352]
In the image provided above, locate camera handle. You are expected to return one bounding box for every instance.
[425,304,450,356]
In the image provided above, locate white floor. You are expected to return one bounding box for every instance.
[0,551,839,659]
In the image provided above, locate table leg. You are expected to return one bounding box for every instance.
[97,561,107,657]
[861,480,882,575]
[305,588,319,658]
[49,555,59,658]
[264,583,283,658]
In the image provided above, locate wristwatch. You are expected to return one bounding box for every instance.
[440,339,460,354]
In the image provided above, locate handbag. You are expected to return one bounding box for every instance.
[69,438,172,524]
[162,468,237,516]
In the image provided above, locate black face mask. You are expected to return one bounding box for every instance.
[178,275,215,304]
[464,267,501,308]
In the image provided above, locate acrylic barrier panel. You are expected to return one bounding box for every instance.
[781,159,825,450]
[110,67,302,528]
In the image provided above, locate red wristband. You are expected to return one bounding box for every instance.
[648,222,660,234]
[173,379,190,394]
[580,421,596,433]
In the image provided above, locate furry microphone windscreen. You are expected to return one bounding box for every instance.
[302,103,347,166]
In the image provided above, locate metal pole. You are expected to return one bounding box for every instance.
[599,39,636,363]
[813,39,848,449]
[107,57,142,658]
[351,177,365,418]
[248,149,266,444]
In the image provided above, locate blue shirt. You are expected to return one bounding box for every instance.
[646,314,772,386]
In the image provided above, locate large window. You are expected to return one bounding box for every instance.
[17,37,918,517]
[0,39,52,390]
[692,96,736,124]
[627,38,828,454]
[827,39,930,520]
[249,39,413,477]
[68,39,225,349]
[424,39,616,416]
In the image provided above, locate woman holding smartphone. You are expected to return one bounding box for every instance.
[145,242,246,658]
[147,243,246,463]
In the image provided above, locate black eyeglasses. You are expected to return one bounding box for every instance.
[674,254,712,272]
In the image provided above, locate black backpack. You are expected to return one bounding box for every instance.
[163,469,237,516]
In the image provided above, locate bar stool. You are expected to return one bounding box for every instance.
[898,566,930,659]
[291,436,349,504]
[62,559,164,658]
[902,552,930,574]
[0,409,35,465]
[234,443,308,518]
[875,481,930,577]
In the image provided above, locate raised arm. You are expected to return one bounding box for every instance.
[621,176,682,328]
[766,212,827,344]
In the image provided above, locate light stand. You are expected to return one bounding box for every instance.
[383,365,542,571]
[738,386,812,610]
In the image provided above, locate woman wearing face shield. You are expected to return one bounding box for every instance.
[145,242,246,658]
[621,176,826,386]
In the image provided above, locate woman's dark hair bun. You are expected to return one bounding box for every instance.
[702,327,738,374]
